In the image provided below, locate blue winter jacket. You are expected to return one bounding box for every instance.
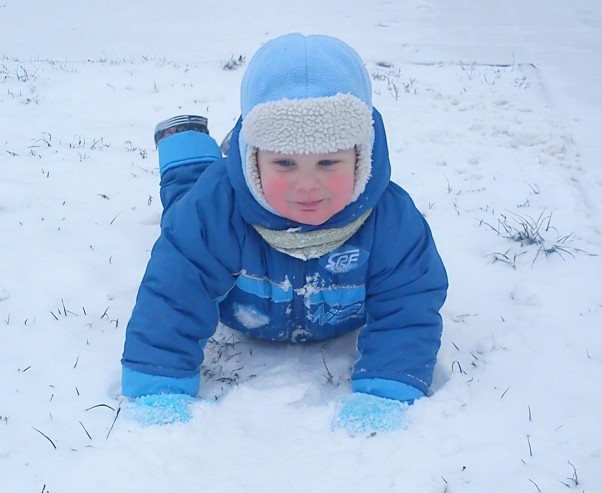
[121,109,448,402]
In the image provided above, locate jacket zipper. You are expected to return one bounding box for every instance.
[290,258,306,341]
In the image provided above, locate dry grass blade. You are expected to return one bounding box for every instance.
[32,427,57,450]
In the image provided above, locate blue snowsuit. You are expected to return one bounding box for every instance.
[121,109,448,401]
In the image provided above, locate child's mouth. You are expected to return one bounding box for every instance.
[297,200,323,210]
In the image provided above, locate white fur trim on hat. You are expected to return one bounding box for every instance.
[241,93,374,206]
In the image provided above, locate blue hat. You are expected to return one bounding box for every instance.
[239,33,374,211]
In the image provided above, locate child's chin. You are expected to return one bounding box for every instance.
[288,211,333,226]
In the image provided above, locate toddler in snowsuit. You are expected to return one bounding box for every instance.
[121,33,448,434]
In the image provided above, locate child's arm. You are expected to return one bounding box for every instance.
[354,186,448,402]
[121,151,243,399]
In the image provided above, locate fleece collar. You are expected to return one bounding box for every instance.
[253,209,372,260]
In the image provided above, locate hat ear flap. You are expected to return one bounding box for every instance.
[351,141,373,202]
[238,133,275,213]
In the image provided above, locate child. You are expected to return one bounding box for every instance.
[121,33,448,434]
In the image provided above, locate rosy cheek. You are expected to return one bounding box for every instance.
[261,176,290,204]
[326,173,354,198]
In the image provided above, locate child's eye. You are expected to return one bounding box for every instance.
[318,160,338,167]
[274,160,295,168]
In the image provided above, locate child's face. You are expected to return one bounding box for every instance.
[257,148,357,225]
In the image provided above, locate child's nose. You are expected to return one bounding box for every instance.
[294,172,320,191]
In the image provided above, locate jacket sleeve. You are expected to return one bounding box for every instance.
[121,160,243,397]
[353,186,448,396]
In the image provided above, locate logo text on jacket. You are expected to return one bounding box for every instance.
[326,248,363,273]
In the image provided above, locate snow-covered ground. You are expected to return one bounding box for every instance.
[1,1,601,492]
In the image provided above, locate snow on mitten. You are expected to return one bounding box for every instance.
[332,392,408,436]
[125,394,194,426]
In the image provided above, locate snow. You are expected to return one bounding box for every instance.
[1,1,602,491]
[233,303,270,329]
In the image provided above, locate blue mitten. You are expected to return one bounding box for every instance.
[125,394,194,426]
[332,393,409,436]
